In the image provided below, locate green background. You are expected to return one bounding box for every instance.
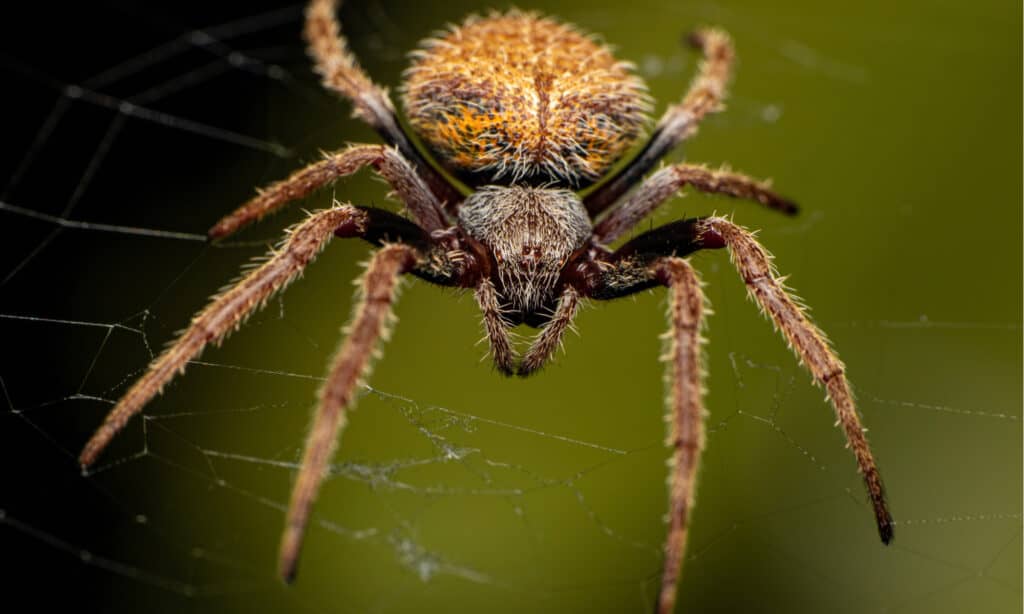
[0,1,1019,613]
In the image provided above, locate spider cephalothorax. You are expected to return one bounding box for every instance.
[458,186,591,318]
[80,2,893,613]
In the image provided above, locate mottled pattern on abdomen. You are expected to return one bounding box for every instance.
[402,12,651,188]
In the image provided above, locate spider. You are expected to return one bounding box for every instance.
[79,1,893,611]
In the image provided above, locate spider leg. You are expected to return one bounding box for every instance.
[653,257,706,614]
[704,216,893,544]
[279,242,418,583]
[305,0,462,208]
[79,206,368,467]
[518,286,580,376]
[585,29,734,217]
[593,163,797,245]
[209,144,448,240]
[475,278,517,375]
[578,248,711,614]
[574,218,722,301]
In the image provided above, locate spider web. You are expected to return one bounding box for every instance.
[1,2,1020,613]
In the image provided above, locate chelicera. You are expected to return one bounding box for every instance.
[79,2,893,612]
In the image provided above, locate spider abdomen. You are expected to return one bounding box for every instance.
[402,12,651,188]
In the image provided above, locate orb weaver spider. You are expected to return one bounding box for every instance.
[79,1,893,611]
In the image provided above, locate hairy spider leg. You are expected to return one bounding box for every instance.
[653,257,705,614]
[80,206,370,468]
[280,212,496,581]
[705,217,893,544]
[476,279,518,374]
[593,162,797,245]
[585,29,735,216]
[209,144,448,240]
[279,242,417,582]
[518,286,581,376]
[305,0,463,209]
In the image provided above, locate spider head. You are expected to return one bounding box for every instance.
[402,11,652,189]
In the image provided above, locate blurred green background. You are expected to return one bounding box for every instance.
[0,1,1019,613]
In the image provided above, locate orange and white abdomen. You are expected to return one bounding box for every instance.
[402,12,652,188]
